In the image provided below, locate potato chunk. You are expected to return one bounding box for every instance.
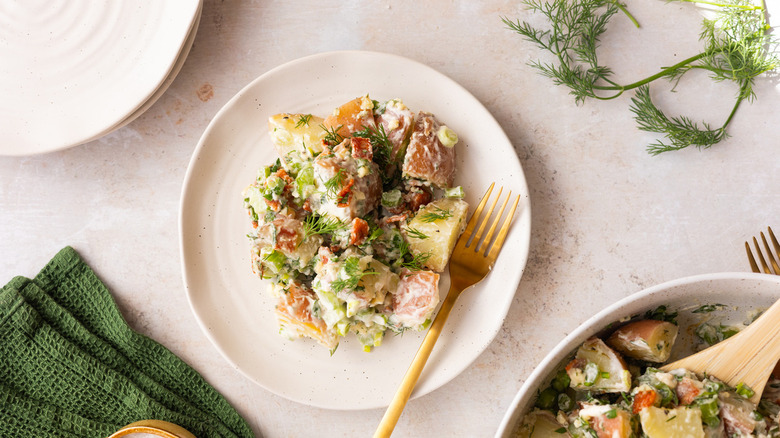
[272,282,339,350]
[576,404,633,438]
[323,95,376,138]
[375,98,415,162]
[403,197,468,272]
[402,112,457,188]
[566,338,631,393]
[607,319,678,362]
[268,113,326,168]
[515,410,570,438]
[639,406,705,438]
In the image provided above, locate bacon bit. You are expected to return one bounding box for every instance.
[384,214,407,224]
[405,190,432,212]
[265,199,281,211]
[275,168,294,185]
[349,217,370,246]
[336,178,355,207]
[302,199,312,212]
[350,137,373,160]
[565,358,586,372]
[676,377,701,405]
[590,411,631,438]
[317,247,332,265]
[251,220,259,229]
[275,227,298,253]
[632,389,658,414]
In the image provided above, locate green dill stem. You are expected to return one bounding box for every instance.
[614,1,640,28]
[675,0,763,10]
[721,83,746,128]
[592,51,710,93]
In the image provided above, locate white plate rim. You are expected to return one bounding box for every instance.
[179,50,532,410]
[0,0,201,156]
[494,271,780,437]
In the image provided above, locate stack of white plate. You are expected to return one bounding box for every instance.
[0,0,202,156]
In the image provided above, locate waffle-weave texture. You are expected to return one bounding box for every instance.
[0,247,254,438]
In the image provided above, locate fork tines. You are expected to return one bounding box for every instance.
[746,226,780,275]
[464,182,521,258]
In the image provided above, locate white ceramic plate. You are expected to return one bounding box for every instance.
[495,272,780,437]
[0,0,201,155]
[179,51,532,410]
[94,2,202,141]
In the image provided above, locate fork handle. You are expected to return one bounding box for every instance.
[373,285,464,438]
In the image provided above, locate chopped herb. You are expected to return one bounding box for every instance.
[644,305,678,324]
[695,395,721,428]
[736,382,755,399]
[406,227,429,240]
[666,415,677,422]
[695,322,739,346]
[605,409,617,419]
[397,240,431,271]
[551,369,571,392]
[418,206,452,223]
[353,124,394,164]
[692,304,726,314]
[583,362,599,386]
[331,256,379,293]
[323,169,346,198]
[321,124,345,146]
[301,214,346,243]
[535,387,559,410]
[558,393,574,412]
[295,114,313,128]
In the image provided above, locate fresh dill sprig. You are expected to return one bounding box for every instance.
[418,206,452,223]
[321,124,345,146]
[295,114,313,128]
[323,169,346,198]
[630,85,728,155]
[300,214,346,243]
[406,227,429,240]
[353,124,394,163]
[503,0,778,154]
[331,256,378,293]
[397,241,432,271]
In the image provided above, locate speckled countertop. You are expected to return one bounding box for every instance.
[2,1,780,437]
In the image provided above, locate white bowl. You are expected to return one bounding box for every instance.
[495,272,780,437]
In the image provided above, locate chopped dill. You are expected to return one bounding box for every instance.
[321,124,345,146]
[418,206,452,223]
[331,256,378,293]
[323,169,346,198]
[397,240,432,271]
[300,214,346,243]
[295,114,313,128]
[406,227,429,240]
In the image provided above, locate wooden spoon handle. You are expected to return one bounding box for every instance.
[662,298,780,403]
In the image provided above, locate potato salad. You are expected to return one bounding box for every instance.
[517,310,780,438]
[242,95,468,353]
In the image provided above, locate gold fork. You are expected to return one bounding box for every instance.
[373,183,520,438]
[746,226,780,274]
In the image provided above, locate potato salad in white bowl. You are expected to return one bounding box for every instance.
[496,273,780,438]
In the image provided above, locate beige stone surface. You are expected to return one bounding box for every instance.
[2,1,780,437]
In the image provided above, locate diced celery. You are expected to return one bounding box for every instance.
[444,186,465,198]
[381,189,403,208]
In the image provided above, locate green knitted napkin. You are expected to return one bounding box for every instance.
[0,247,254,438]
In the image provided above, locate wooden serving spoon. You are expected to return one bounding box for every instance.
[660,298,780,404]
